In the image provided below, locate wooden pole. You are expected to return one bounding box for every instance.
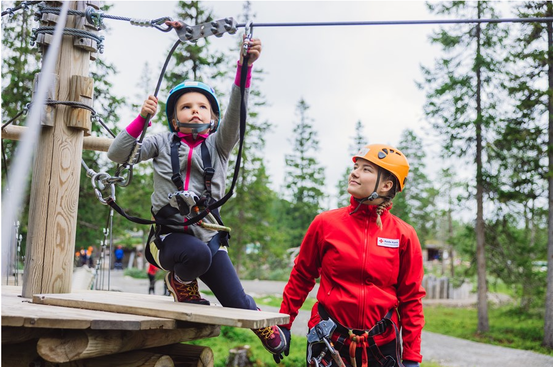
[2,125,113,152]
[36,326,219,363]
[22,1,92,297]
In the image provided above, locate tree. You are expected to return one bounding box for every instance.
[283,99,326,247]
[223,1,284,277]
[395,129,438,246]
[499,1,553,347]
[420,1,507,333]
[336,120,367,208]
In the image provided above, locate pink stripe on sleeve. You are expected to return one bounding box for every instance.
[126,115,150,138]
[234,61,253,88]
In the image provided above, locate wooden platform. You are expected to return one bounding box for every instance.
[2,286,290,366]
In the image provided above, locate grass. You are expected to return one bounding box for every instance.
[423,304,552,356]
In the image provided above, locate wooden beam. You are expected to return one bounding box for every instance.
[1,125,113,152]
[36,325,219,363]
[22,1,90,297]
[2,286,176,331]
[32,291,290,329]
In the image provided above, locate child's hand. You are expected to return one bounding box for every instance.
[140,95,158,118]
[240,37,262,66]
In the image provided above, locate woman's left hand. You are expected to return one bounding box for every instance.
[240,37,262,66]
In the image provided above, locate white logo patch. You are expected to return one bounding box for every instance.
[377,237,400,248]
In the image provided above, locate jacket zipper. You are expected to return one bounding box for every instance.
[360,214,369,327]
[184,146,194,190]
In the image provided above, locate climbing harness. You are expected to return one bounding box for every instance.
[307,318,346,367]
[307,304,403,367]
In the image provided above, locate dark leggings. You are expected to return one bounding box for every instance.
[158,232,257,310]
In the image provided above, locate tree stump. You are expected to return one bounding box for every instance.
[226,345,253,367]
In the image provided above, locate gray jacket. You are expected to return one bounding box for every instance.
[107,84,248,243]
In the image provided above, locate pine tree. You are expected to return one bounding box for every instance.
[420,1,507,333]
[222,1,283,276]
[395,129,438,246]
[283,98,326,247]
[335,120,367,208]
[497,0,553,346]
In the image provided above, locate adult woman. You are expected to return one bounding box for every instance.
[274,144,425,367]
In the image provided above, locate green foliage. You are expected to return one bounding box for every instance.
[395,129,439,246]
[424,304,553,356]
[189,326,307,366]
[283,99,326,247]
[124,267,148,279]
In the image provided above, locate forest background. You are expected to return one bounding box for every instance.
[1,0,552,349]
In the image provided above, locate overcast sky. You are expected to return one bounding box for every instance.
[101,1,455,207]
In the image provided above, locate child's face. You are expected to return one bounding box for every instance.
[347,158,392,200]
[173,92,213,134]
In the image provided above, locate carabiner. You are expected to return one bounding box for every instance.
[151,16,173,32]
[91,172,115,205]
[243,21,253,58]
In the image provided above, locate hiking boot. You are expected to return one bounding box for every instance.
[165,272,210,305]
[252,325,287,355]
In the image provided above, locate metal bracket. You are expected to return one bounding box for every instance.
[175,17,237,42]
[307,319,337,343]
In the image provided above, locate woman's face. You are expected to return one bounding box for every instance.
[173,92,212,134]
[347,158,392,200]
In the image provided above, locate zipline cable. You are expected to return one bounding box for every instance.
[1,0,70,283]
[235,17,553,29]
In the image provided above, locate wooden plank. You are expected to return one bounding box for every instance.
[2,287,175,330]
[2,125,114,152]
[37,325,219,363]
[33,290,290,329]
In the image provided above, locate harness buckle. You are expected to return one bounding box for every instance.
[168,190,200,216]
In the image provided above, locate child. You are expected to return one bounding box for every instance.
[107,36,286,356]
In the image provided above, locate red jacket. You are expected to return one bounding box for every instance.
[279,198,426,362]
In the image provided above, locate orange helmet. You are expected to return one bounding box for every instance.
[352,144,409,191]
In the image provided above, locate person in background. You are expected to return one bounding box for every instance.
[273,144,426,367]
[114,245,124,270]
[147,262,159,294]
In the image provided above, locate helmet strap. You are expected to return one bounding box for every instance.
[175,118,212,138]
[349,168,382,215]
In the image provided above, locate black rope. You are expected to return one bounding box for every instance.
[1,1,41,17]
[2,109,27,130]
[32,27,105,52]
[236,17,553,29]
[138,39,182,144]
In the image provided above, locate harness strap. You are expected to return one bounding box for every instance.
[201,142,214,197]
[170,136,184,190]
[317,304,400,367]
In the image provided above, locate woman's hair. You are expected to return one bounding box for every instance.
[375,168,400,229]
